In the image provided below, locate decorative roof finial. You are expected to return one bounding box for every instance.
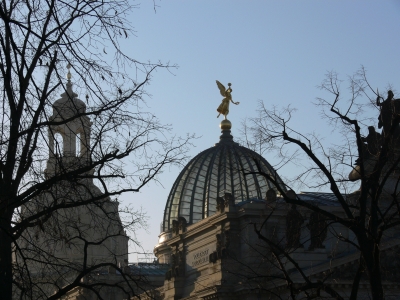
[66,63,72,81]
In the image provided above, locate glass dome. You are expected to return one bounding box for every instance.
[162,120,287,231]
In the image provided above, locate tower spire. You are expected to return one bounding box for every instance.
[66,63,72,81]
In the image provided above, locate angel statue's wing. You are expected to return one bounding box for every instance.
[216,80,226,97]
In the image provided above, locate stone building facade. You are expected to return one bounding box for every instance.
[140,119,400,299]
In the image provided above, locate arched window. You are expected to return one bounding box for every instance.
[76,132,81,157]
[54,133,63,156]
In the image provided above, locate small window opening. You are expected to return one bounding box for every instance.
[76,133,81,157]
[54,133,63,156]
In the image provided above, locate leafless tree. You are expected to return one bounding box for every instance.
[242,68,400,299]
[0,1,192,299]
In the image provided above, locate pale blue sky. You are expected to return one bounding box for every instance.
[117,1,400,259]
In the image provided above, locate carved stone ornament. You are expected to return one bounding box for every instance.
[171,217,187,235]
[167,246,185,280]
[216,196,225,213]
[216,193,235,213]
[355,126,382,167]
[223,192,235,206]
[210,230,230,263]
[377,90,395,134]
[172,220,179,235]
[178,216,187,233]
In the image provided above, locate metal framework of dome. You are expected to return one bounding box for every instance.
[162,120,287,231]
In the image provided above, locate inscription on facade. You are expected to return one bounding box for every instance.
[191,249,209,267]
[187,244,216,271]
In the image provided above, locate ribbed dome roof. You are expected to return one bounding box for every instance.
[162,120,287,231]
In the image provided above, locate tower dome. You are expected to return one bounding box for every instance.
[52,79,86,117]
[44,66,91,178]
[162,120,287,231]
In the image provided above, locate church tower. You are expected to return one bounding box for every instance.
[45,64,92,178]
[18,66,130,300]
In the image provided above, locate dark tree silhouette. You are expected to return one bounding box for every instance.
[0,1,192,299]
[242,68,400,299]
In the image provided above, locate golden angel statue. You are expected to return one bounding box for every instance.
[216,80,239,119]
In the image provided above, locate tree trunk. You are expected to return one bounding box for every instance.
[362,240,384,300]
[0,215,13,300]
